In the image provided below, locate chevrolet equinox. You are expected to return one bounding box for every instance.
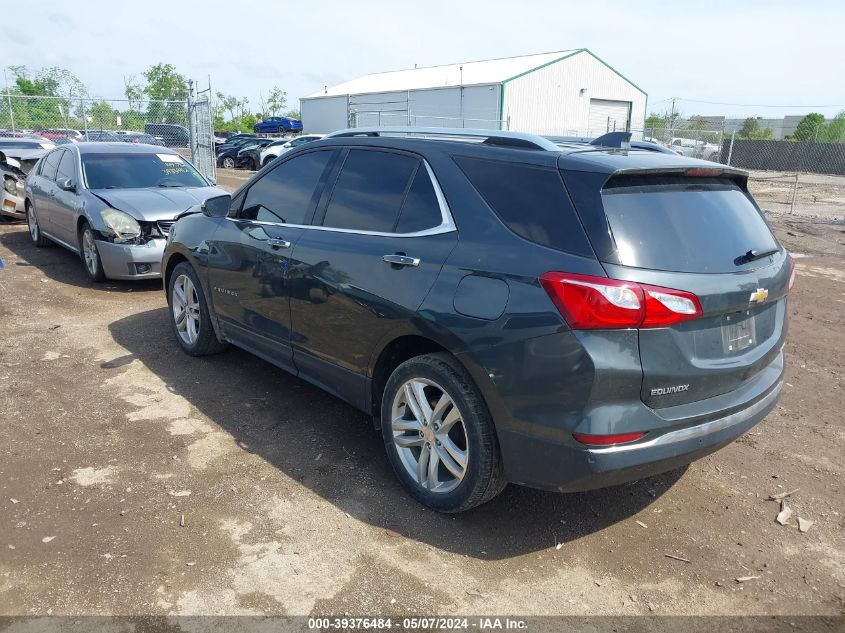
[161,128,792,512]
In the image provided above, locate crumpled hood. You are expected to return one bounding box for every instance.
[0,148,48,163]
[90,186,228,222]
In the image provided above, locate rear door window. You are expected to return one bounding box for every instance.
[321,149,418,233]
[455,156,593,256]
[41,150,63,181]
[56,151,76,182]
[599,175,779,273]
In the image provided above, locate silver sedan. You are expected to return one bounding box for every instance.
[24,142,227,281]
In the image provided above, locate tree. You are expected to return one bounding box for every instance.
[142,63,189,101]
[140,64,189,124]
[266,86,287,117]
[88,101,118,129]
[284,109,301,120]
[821,111,845,143]
[792,113,825,142]
[215,92,240,121]
[5,66,88,130]
[9,65,87,99]
[123,75,144,112]
[738,117,774,140]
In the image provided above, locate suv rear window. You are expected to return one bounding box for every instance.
[600,176,779,273]
[455,156,592,257]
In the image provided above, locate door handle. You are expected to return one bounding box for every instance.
[383,254,420,267]
[268,238,291,249]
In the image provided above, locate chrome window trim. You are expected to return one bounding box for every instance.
[230,157,456,238]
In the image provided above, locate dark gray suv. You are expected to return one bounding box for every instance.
[161,128,793,512]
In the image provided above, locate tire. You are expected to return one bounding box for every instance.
[79,222,106,282]
[276,126,284,134]
[262,156,274,168]
[381,353,506,513]
[167,262,228,356]
[26,201,50,247]
[221,157,235,169]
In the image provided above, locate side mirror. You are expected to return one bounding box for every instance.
[57,177,76,192]
[202,194,232,218]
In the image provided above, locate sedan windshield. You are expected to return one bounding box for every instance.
[82,153,208,189]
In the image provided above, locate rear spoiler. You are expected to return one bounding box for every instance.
[604,166,749,190]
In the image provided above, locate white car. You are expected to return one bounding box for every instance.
[258,134,324,168]
[669,137,721,162]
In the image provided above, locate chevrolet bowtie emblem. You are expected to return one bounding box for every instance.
[749,288,769,304]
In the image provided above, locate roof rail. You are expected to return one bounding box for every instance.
[324,126,561,151]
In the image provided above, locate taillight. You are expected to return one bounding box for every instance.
[787,254,796,292]
[540,272,703,330]
[573,431,646,445]
[641,284,702,327]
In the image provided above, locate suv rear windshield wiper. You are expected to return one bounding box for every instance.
[734,247,779,265]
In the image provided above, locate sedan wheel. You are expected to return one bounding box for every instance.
[222,157,235,169]
[391,378,469,494]
[171,273,201,346]
[27,203,49,247]
[80,224,105,282]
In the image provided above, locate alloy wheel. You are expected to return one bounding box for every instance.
[82,230,99,276]
[222,157,234,169]
[171,274,201,346]
[27,206,38,241]
[390,378,468,494]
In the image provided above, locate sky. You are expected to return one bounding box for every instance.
[4,0,845,121]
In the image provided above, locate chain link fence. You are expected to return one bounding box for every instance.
[0,94,216,181]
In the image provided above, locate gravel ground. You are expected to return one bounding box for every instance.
[0,180,843,618]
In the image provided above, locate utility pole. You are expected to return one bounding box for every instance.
[667,97,676,143]
[3,68,15,134]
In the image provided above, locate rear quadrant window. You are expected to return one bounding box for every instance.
[395,165,442,233]
[455,156,592,256]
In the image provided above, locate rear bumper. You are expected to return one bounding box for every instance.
[495,350,783,492]
[96,238,165,280]
[1,191,25,217]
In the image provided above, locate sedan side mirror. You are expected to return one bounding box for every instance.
[57,177,76,192]
[202,194,232,218]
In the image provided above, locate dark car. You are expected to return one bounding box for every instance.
[84,131,123,142]
[253,116,303,134]
[144,123,190,148]
[217,138,275,169]
[121,132,165,146]
[162,127,792,513]
[214,134,260,157]
[234,138,278,170]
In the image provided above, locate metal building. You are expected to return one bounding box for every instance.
[300,49,647,137]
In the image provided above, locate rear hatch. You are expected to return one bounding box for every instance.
[561,167,790,408]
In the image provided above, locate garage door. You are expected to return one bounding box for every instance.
[588,99,631,135]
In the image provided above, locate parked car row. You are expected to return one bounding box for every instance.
[214,133,324,170]
[13,128,791,513]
